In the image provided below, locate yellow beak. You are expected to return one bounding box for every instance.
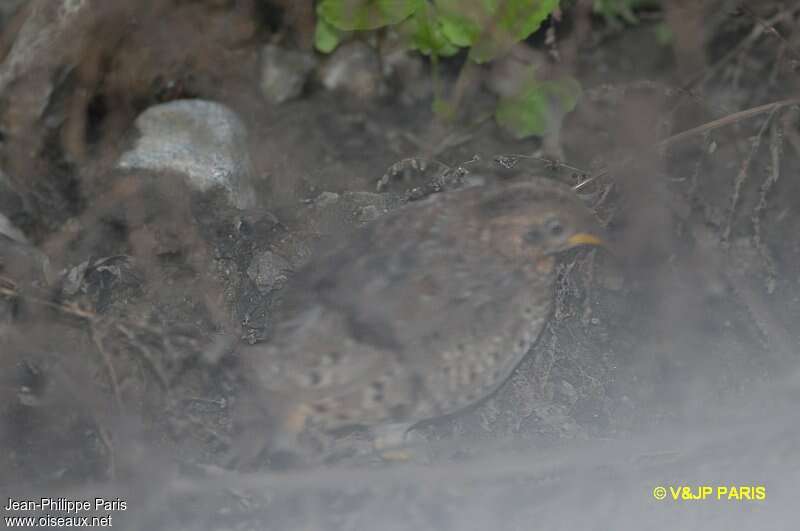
[566,232,606,248]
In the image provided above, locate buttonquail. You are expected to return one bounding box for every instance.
[241,177,605,457]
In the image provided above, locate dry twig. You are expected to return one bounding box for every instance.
[721,105,779,245]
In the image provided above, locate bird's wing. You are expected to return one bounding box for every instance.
[276,198,523,361]
[244,208,431,400]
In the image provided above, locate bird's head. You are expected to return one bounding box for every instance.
[475,178,606,262]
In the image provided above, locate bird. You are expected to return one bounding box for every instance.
[239,177,605,460]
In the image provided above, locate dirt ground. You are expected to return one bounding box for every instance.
[1,1,800,529]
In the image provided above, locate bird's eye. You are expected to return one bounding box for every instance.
[545,218,564,238]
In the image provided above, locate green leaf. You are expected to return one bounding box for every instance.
[436,0,486,47]
[399,3,459,57]
[435,0,560,63]
[315,17,345,53]
[319,0,421,31]
[593,0,660,26]
[498,0,561,41]
[495,75,582,138]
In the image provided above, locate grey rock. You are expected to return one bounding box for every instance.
[319,41,382,101]
[259,44,317,104]
[247,250,292,292]
[117,100,256,209]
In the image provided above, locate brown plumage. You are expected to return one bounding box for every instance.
[241,177,604,456]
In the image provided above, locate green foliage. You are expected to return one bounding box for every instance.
[314,0,581,139]
[318,0,422,31]
[495,74,582,138]
[399,2,459,57]
[436,0,560,63]
[316,0,560,61]
[315,16,345,53]
[592,0,659,26]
